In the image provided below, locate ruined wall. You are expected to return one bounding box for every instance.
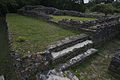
[57,17,120,44]
[108,49,120,78]
[53,10,104,19]
[18,5,104,20]
[17,5,52,20]
[58,17,119,30]
[92,22,120,44]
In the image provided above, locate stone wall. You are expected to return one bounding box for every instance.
[18,5,104,20]
[9,50,48,80]
[58,17,119,30]
[53,10,104,19]
[18,5,52,20]
[108,49,120,78]
[91,22,120,44]
[57,17,120,44]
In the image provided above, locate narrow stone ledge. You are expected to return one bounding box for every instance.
[48,34,89,52]
[57,48,98,71]
[51,40,93,60]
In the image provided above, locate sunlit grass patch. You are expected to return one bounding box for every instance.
[50,15,96,22]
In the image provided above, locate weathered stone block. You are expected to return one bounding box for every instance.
[108,49,120,78]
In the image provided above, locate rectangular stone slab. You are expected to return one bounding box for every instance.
[57,48,98,71]
[48,34,89,52]
[51,40,93,60]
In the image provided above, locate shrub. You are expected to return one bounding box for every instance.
[16,36,26,42]
[112,2,120,9]
[0,2,7,17]
[91,4,117,16]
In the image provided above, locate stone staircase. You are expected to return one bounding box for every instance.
[37,33,98,80]
[47,34,98,65]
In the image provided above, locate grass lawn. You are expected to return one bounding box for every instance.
[7,13,81,56]
[70,38,120,80]
[50,15,96,22]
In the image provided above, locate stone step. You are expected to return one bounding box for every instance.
[48,34,89,52]
[56,48,98,71]
[0,75,5,80]
[51,40,93,63]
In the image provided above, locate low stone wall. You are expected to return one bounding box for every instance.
[53,10,104,19]
[92,22,120,44]
[58,17,119,30]
[9,50,48,80]
[57,17,120,44]
[108,49,120,78]
[18,6,52,20]
[18,5,104,19]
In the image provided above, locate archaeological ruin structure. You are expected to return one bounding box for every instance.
[1,5,119,80]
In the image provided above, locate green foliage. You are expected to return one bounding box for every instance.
[16,36,26,42]
[0,0,86,15]
[0,0,18,15]
[91,4,117,16]
[112,1,120,9]
[87,0,114,9]
[89,0,114,4]
[0,0,7,16]
[39,0,85,12]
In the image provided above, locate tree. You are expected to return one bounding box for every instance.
[0,1,7,17]
[91,4,117,16]
[89,0,114,4]
[112,1,120,8]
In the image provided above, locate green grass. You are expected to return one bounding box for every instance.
[7,13,81,56]
[50,15,96,22]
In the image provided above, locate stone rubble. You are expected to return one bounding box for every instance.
[37,69,79,80]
